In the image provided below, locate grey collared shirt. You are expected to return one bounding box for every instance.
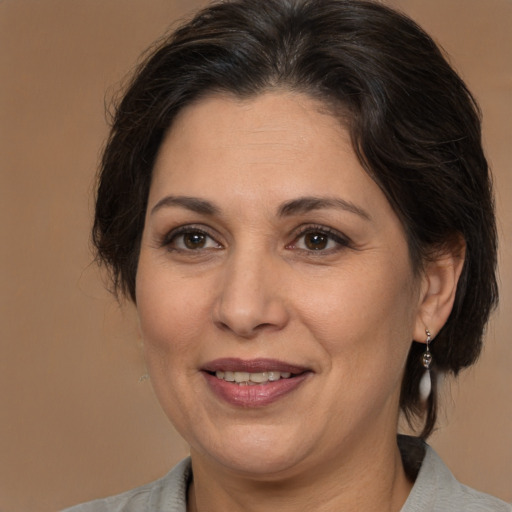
[62,439,511,512]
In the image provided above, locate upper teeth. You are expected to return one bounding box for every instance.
[215,371,292,384]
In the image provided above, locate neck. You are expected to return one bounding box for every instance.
[187,434,413,512]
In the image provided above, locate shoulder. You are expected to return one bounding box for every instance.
[61,458,191,512]
[400,436,511,512]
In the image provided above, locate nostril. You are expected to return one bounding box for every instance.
[212,273,290,337]
[214,319,285,339]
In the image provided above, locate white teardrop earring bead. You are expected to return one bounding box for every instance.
[419,370,431,401]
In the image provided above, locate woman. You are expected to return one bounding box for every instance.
[64,0,509,510]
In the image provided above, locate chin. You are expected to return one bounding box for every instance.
[190,425,313,479]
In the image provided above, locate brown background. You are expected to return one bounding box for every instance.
[1,1,510,511]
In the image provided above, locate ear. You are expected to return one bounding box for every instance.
[413,236,466,342]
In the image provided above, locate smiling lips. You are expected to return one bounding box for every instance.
[203,358,311,407]
[214,370,292,385]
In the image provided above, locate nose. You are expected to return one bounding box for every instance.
[212,249,289,338]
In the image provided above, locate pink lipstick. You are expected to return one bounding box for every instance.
[202,358,311,407]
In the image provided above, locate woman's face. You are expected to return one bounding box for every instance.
[136,92,425,478]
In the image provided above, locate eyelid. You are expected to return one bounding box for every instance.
[161,224,222,250]
[287,224,352,250]
[158,223,351,253]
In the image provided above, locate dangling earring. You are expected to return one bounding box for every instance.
[419,328,433,401]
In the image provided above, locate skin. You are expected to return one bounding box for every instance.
[136,91,463,511]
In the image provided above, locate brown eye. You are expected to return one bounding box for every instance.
[289,227,350,253]
[304,232,329,250]
[166,228,221,251]
[183,232,207,249]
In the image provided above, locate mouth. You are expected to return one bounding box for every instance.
[211,370,293,385]
[202,358,311,407]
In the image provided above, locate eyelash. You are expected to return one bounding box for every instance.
[161,225,221,252]
[287,225,351,253]
[160,224,351,254]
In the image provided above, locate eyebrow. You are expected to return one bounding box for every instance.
[278,196,371,221]
[150,194,371,221]
[150,196,220,216]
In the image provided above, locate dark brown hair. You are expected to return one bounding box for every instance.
[93,0,498,438]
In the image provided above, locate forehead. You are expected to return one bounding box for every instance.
[161,92,346,162]
[150,91,380,204]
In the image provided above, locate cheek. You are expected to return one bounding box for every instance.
[135,266,210,423]
[301,265,416,328]
[296,260,419,370]
[136,264,211,361]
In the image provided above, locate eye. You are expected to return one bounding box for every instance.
[300,232,333,251]
[289,226,350,252]
[164,227,221,251]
